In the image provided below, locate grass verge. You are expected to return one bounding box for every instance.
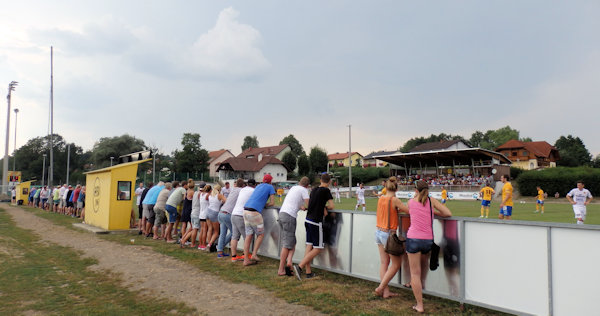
[21,206,508,315]
[0,207,195,316]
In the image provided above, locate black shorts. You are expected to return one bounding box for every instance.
[181,208,192,223]
[138,204,143,219]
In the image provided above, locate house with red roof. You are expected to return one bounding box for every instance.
[237,144,291,161]
[495,140,560,170]
[328,152,363,167]
[208,149,235,180]
[216,153,289,183]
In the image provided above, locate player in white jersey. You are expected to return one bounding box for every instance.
[354,183,366,211]
[334,186,341,202]
[566,180,593,225]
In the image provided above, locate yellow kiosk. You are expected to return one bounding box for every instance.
[84,157,151,230]
[16,180,35,205]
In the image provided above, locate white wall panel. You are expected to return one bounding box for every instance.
[465,222,549,316]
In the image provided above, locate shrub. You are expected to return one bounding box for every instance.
[331,166,389,186]
[516,167,600,196]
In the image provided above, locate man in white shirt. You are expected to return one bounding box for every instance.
[278,177,310,276]
[230,179,256,261]
[566,180,593,224]
[354,183,366,211]
[221,182,231,198]
[59,184,67,213]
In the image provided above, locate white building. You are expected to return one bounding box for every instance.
[217,153,288,183]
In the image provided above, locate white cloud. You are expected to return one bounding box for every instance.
[181,7,270,79]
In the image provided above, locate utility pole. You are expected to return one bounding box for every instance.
[42,154,47,186]
[66,144,70,185]
[348,124,352,198]
[13,108,18,171]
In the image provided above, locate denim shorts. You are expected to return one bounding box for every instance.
[374,229,390,245]
[406,238,433,254]
[165,204,178,223]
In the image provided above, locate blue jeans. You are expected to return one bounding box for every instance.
[217,212,232,252]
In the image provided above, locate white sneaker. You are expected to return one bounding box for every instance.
[479,215,484,218]
[534,210,539,213]
[485,216,488,218]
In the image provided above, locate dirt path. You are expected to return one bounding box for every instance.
[4,204,321,316]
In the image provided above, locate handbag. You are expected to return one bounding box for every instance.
[385,197,406,256]
[428,197,440,271]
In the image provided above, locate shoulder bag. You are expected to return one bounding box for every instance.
[429,197,440,270]
[385,197,406,256]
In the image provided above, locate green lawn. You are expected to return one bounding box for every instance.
[276,196,600,225]
[0,207,194,316]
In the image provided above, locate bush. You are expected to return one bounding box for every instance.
[516,167,600,196]
[331,166,389,186]
[510,167,524,181]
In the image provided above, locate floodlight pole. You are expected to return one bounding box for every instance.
[3,81,18,193]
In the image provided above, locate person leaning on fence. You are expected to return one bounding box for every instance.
[164,181,185,243]
[216,178,245,258]
[242,174,276,266]
[293,173,334,280]
[229,179,256,261]
[277,176,310,276]
[153,182,172,240]
[374,176,409,298]
[406,180,452,313]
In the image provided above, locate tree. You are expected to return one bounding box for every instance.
[241,135,259,151]
[593,155,600,168]
[173,133,210,175]
[308,146,328,173]
[279,134,305,157]
[281,151,297,172]
[7,134,86,185]
[399,133,466,152]
[297,154,310,176]
[469,126,526,150]
[554,135,592,167]
[90,134,147,168]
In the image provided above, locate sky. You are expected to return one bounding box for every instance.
[1,1,599,159]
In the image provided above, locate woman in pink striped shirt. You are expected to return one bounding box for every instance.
[406,180,451,313]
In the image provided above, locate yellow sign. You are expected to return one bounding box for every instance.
[7,171,22,183]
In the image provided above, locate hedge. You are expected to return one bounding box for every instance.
[330,166,390,186]
[516,167,600,197]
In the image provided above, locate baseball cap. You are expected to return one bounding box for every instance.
[197,181,206,189]
[263,174,273,183]
[247,179,256,186]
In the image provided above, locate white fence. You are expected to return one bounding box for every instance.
[250,207,600,315]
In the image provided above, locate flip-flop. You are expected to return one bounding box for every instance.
[403,283,412,289]
[243,260,258,266]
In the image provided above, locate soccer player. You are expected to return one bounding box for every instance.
[441,187,448,204]
[566,180,593,225]
[355,183,366,211]
[498,175,513,220]
[479,182,495,218]
[535,186,545,214]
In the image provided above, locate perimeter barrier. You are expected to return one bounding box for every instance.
[250,207,600,316]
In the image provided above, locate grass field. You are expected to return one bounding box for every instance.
[274,196,600,225]
[0,207,194,315]
[20,206,507,315]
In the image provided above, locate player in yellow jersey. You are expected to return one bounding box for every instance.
[277,188,284,202]
[499,175,513,220]
[479,182,495,218]
[534,186,544,214]
[441,188,448,204]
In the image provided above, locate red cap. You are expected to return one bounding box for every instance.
[263,174,273,183]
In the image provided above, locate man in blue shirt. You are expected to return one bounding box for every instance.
[142,181,164,237]
[242,174,275,266]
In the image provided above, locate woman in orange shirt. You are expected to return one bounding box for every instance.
[374,177,409,298]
